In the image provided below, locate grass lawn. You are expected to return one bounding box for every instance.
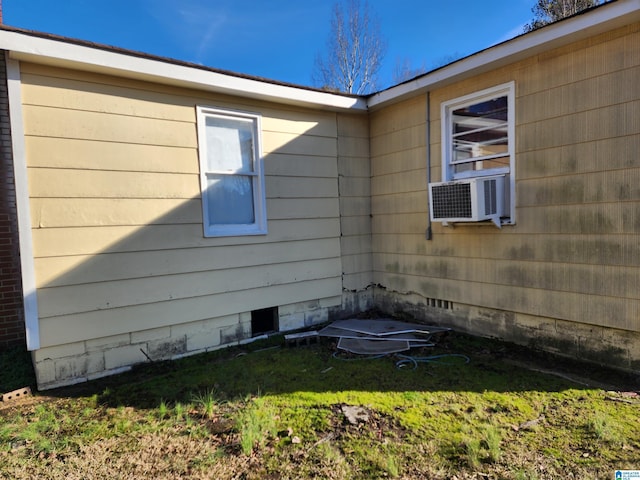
[0,329,638,479]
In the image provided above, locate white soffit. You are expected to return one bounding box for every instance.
[0,29,367,112]
[368,0,640,109]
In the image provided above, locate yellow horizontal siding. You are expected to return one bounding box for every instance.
[338,136,369,158]
[517,23,640,96]
[21,62,340,133]
[337,113,369,138]
[22,70,339,141]
[376,231,640,267]
[338,155,370,178]
[23,104,196,147]
[29,168,199,199]
[26,136,198,174]
[21,72,195,122]
[371,147,427,177]
[371,169,426,197]
[517,66,639,125]
[339,196,370,218]
[341,253,372,278]
[517,136,640,180]
[262,114,337,137]
[36,237,341,287]
[265,153,338,178]
[518,170,640,206]
[337,112,373,290]
[38,277,343,347]
[515,203,638,234]
[339,176,370,198]
[372,233,428,256]
[38,257,342,318]
[372,213,427,235]
[370,125,426,158]
[375,271,638,331]
[32,218,342,258]
[369,96,426,137]
[265,176,338,198]
[518,100,640,152]
[371,191,428,216]
[30,198,202,228]
[373,252,640,300]
[267,197,339,219]
[262,130,337,157]
[340,234,371,256]
[341,216,372,237]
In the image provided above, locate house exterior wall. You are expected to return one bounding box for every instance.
[336,113,373,313]
[370,22,640,370]
[20,62,346,388]
[0,51,25,348]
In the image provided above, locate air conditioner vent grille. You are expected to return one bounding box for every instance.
[483,179,497,215]
[431,182,472,219]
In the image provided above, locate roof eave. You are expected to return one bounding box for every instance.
[367,0,640,110]
[0,29,367,112]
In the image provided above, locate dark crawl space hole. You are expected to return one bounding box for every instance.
[251,307,278,335]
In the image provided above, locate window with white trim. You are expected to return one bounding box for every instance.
[196,106,267,237]
[441,82,515,224]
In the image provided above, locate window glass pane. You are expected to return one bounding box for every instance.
[205,117,254,173]
[452,96,508,162]
[206,175,255,225]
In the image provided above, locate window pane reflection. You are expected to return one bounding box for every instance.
[207,175,255,225]
[205,117,254,173]
[452,96,508,162]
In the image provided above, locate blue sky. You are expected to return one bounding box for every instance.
[3,0,536,90]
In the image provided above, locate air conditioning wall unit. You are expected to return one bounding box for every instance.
[428,175,505,227]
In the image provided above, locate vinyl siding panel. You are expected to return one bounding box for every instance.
[29,168,199,199]
[39,277,342,347]
[370,22,640,336]
[371,169,426,197]
[265,153,338,178]
[21,62,344,348]
[23,104,196,147]
[370,95,428,298]
[337,113,372,292]
[341,216,374,237]
[38,257,342,318]
[36,238,340,287]
[30,198,203,228]
[373,253,640,300]
[20,68,196,122]
[32,218,341,257]
[26,137,198,173]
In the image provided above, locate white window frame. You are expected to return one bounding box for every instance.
[196,106,267,237]
[441,82,516,224]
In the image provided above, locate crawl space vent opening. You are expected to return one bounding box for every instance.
[251,307,278,335]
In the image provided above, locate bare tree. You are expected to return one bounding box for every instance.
[392,57,428,84]
[313,0,386,94]
[524,0,602,32]
[431,52,465,69]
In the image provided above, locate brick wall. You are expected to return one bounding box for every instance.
[0,51,25,348]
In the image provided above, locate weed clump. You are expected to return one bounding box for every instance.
[237,397,278,455]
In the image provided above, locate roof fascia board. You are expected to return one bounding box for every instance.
[0,29,367,112]
[368,0,640,109]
